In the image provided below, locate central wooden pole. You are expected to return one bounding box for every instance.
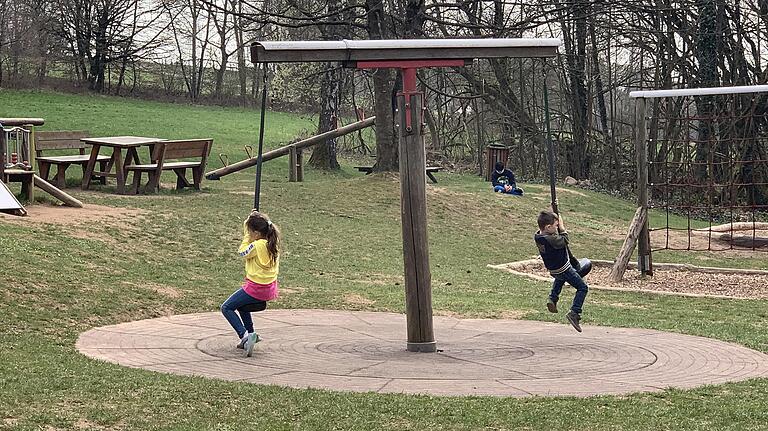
[397,68,436,353]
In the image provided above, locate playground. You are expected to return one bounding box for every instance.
[3,61,768,429]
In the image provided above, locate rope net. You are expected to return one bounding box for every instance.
[644,87,768,252]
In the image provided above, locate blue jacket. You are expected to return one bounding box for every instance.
[491,169,516,188]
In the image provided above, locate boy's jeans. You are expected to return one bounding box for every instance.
[549,258,591,314]
[221,288,267,338]
[493,185,523,195]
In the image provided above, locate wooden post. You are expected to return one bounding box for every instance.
[289,145,298,182]
[398,68,436,353]
[1,126,6,180]
[635,97,653,276]
[29,127,36,175]
[296,148,304,182]
[608,206,647,282]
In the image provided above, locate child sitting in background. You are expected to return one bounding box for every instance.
[491,161,523,195]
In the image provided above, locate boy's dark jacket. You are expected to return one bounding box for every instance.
[491,169,516,187]
[534,230,572,274]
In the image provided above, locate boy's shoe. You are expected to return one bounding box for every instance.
[236,334,249,349]
[244,333,261,357]
[546,299,558,313]
[565,311,582,333]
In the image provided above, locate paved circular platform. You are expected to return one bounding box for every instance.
[76,309,768,397]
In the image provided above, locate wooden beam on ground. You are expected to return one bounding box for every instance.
[608,206,647,282]
[205,116,375,180]
[33,174,83,208]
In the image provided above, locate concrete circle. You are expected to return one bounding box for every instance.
[76,309,768,397]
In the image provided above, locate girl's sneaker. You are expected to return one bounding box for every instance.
[244,333,261,357]
[236,334,249,349]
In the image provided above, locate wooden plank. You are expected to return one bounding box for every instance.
[608,207,647,282]
[35,132,88,151]
[161,139,212,159]
[0,118,44,126]
[33,174,83,207]
[251,39,560,64]
[37,155,109,163]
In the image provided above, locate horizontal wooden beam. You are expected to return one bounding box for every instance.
[0,118,45,127]
[251,39,561,64]
[205,116,375,180]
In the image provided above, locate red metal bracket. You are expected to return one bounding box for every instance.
[354,59,468,133]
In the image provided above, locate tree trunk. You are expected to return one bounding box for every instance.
[309,62,342,169]
[366,0,398,171]
[234,0,247,98]
[562,0,590,178]
[693,0,719,182]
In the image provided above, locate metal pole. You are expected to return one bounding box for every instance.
[254,62,269,210]
[542,61,558,214]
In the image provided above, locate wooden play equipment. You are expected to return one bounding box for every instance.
[204,117,375,181]
[610,85,768,281]
[1,118,84,211]
[249,38,560,353]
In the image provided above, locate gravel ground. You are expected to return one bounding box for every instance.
[501,259,768,299]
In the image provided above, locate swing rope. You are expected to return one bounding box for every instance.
[542,59,558,214]
[253,62,269,210]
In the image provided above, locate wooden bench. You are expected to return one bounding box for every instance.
[125,139,212,194]
[35,131,110,188]
[355,165,443,183]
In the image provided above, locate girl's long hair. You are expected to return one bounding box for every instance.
[246,211,280,264]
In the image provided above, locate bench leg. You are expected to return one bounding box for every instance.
[426,171,438,183]
[192,167,203,190]
[39,162,51,182]
[145,169,161,193]
[130,171,142,194]
[54,164,69,188]
[98,160,108,184]
[173,168,191,190]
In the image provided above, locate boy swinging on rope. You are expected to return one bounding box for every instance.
[534,209,592,332]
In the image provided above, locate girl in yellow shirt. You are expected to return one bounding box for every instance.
[221,210,280,357]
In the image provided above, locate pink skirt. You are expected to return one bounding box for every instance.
[242,278,279,301]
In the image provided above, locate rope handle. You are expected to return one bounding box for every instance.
[219,153,229,167]
[244,145,253,159]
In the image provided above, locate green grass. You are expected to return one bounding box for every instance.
[2,89,768,430]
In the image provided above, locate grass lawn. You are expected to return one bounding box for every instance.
[1,89,768,430]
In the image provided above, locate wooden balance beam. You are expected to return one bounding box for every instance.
[205,116,375,180]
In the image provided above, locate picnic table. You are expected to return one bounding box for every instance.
[81,136,164,194]
[355,165,443,183]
